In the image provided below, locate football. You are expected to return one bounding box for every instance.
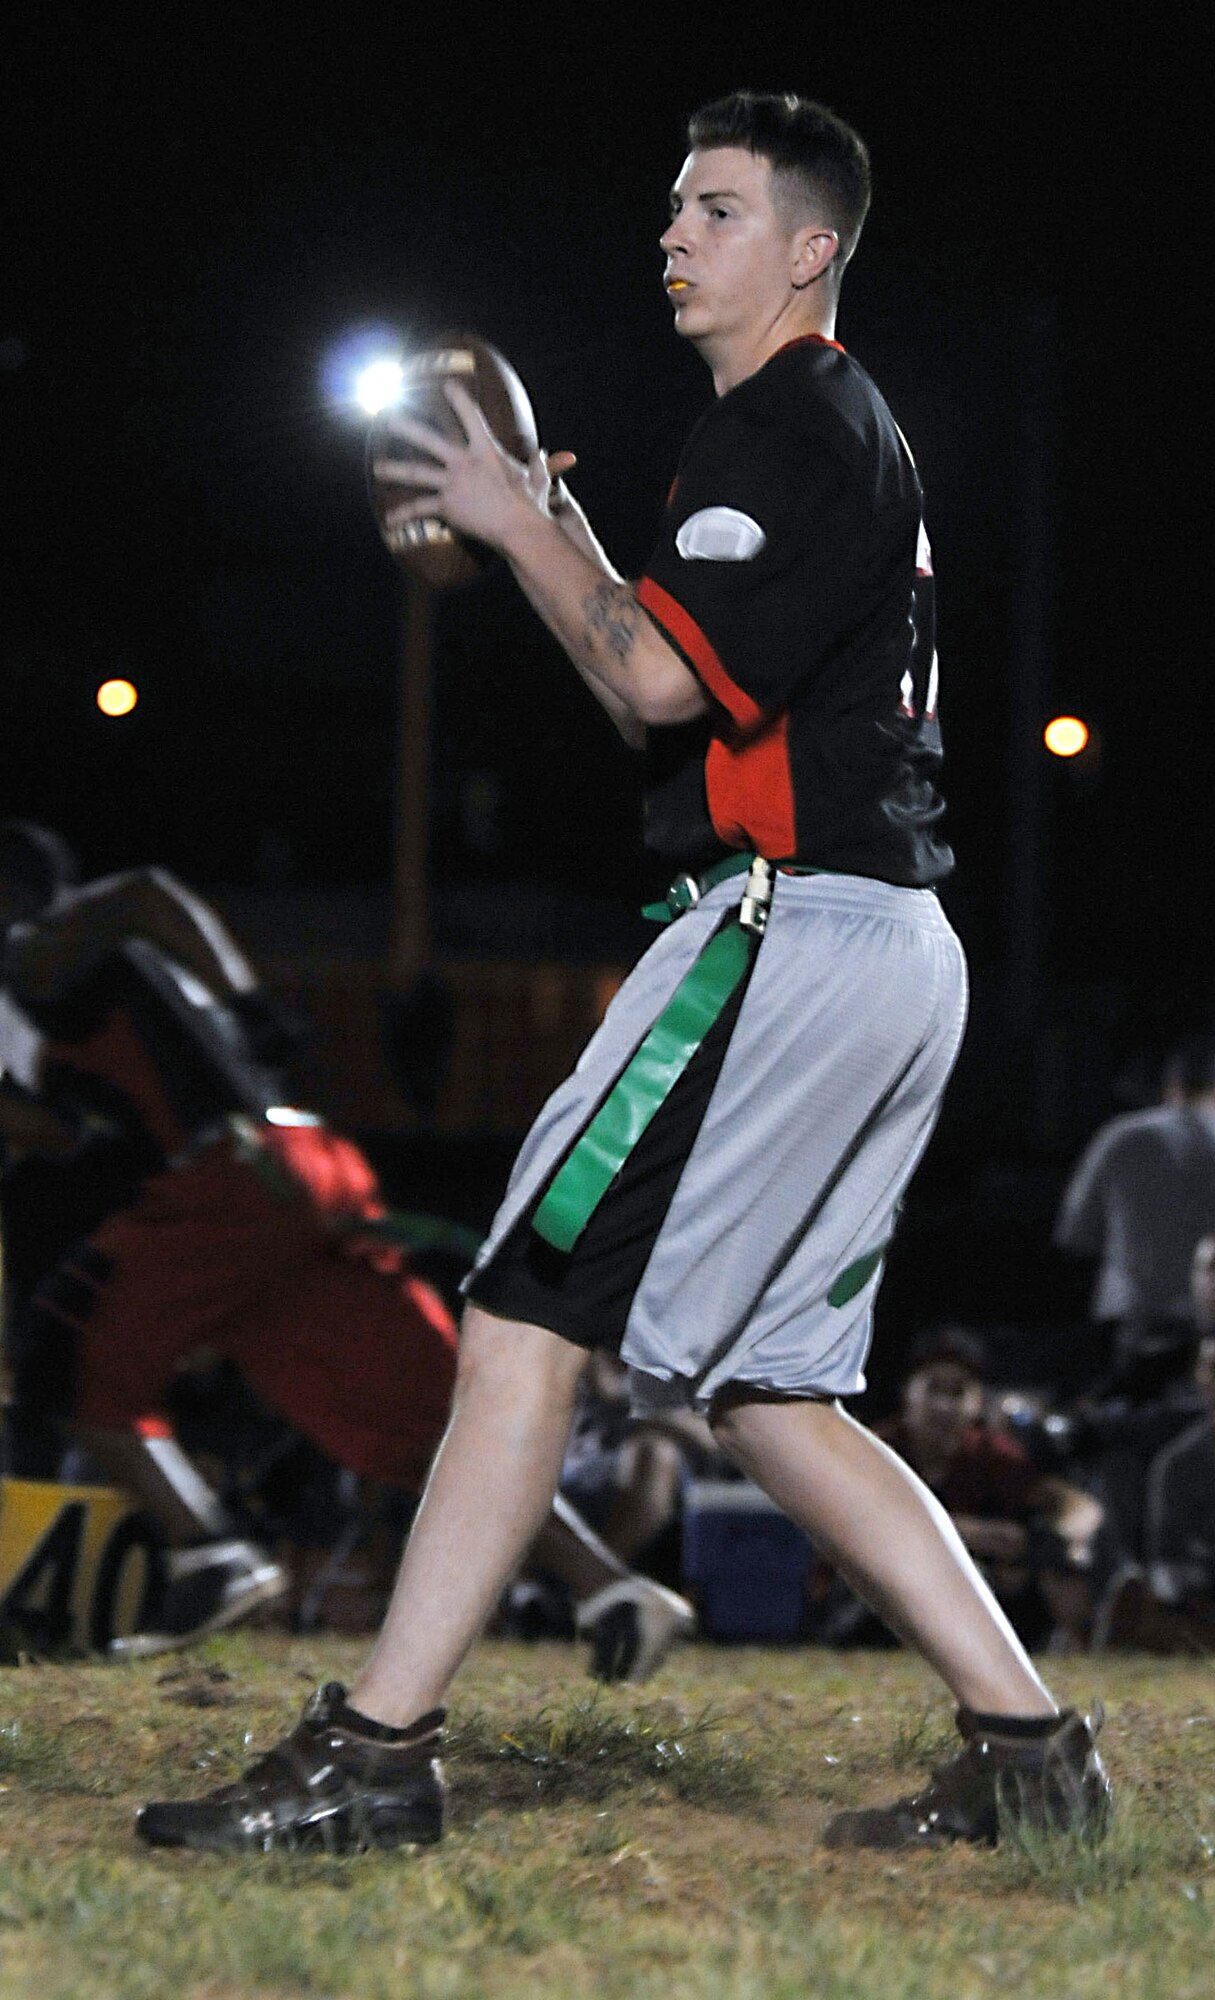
[366,333,539,589]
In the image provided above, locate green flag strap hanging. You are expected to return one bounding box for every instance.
[531,920,753,1253]
[532,860,774,1255]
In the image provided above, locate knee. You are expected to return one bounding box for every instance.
[454,1305,587,1409]
[452,1308,516,1398]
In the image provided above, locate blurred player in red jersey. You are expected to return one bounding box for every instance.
[0,822,691,1669]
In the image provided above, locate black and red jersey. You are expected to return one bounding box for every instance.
[636,334,952,887]
[20,945,282,1159]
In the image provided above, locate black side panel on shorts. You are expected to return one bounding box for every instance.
[467,966,752,1353]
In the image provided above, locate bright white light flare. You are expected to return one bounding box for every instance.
[354,357,405,415]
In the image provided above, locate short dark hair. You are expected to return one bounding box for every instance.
[1164,1034,1215,1098]
[905,1325,988,1383]
[686,90,872,274]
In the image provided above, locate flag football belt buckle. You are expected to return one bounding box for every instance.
[531,858,774,1254]
[738,855,774,936]
[641,850,755,925]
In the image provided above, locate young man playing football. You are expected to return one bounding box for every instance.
[139,90,1109,1856]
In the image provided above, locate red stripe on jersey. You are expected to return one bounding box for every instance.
[705,713,797,860]
[635,577,765,732]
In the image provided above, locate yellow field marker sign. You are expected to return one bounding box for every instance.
[0,1476,164,1653]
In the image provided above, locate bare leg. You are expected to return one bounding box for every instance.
[601,1431,685,1563]
[352,1306,588,1725]
[528,1492,631,1597]
[71,1423,230,1545]
[710,1394,1055,1717]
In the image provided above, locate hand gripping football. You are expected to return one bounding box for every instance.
[366,333,539,589]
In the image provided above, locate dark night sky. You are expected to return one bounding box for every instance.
[2,3,1207,1059]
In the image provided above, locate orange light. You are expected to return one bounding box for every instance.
[1044,714,1089,758]
[96,678,138,717]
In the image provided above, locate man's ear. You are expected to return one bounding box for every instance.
[791,226,840,291]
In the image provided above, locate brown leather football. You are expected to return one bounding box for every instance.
[366,333,539,589]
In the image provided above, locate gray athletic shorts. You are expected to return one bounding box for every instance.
[463,870,968,1415]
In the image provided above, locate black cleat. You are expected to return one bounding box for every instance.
[109,1538,288,1660]
[823,1706,1112,1851]
[136,1682,445,1853]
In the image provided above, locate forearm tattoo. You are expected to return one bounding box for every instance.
[584,581,640,667]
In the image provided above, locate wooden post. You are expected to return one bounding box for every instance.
[389,574,434,985]
[1004,300,1059,1145]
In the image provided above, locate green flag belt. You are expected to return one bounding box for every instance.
[531,855,773,1254]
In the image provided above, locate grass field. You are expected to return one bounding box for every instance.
[1,1634,1213,1998]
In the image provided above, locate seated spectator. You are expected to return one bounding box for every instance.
[865,1328,1102,1649]
[1094,1246,1215,1653]
[1062,1227,1215,1593]
[560,1350,727,1573]
[509,1351,726,1636]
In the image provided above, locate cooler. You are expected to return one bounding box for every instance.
[681,1477,813,1640]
